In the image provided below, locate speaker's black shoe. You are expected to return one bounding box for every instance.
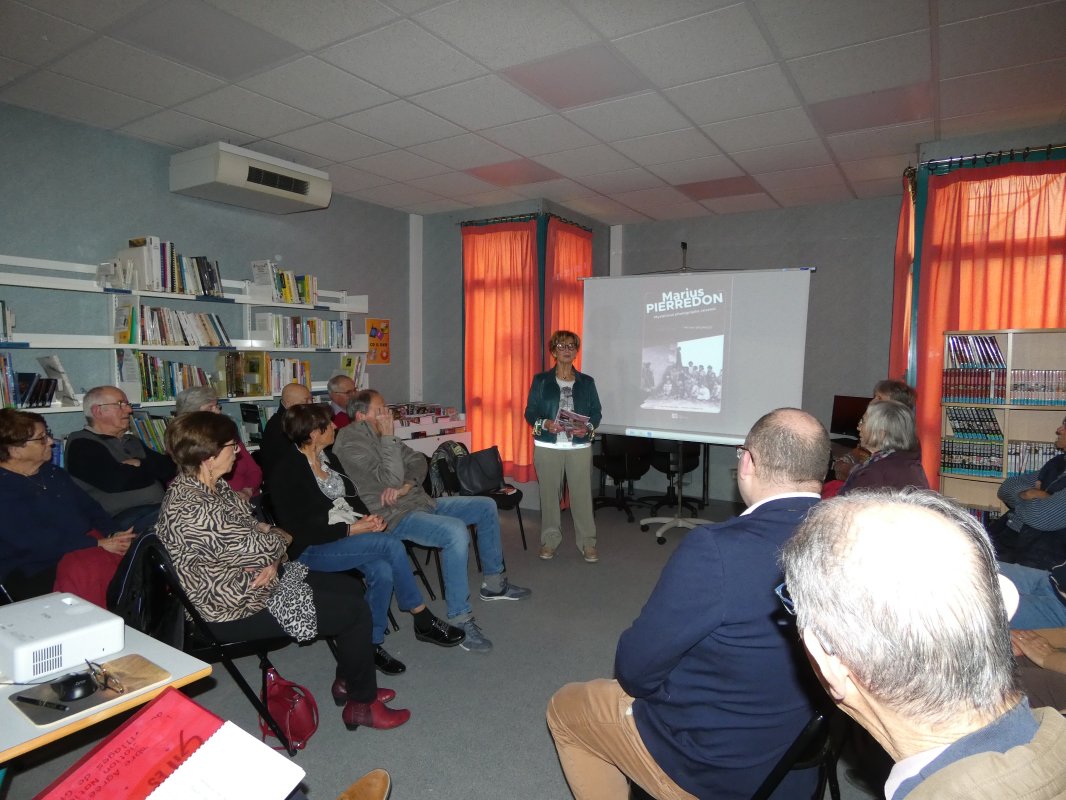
[413,616,466,647]
[374,645,406,675]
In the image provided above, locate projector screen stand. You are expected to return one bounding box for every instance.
[639,440,711,544]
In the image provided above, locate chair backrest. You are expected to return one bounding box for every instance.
[650,440,700,475]
[106,532,184,648]
[749,710,840,800]
[598,435,655,480]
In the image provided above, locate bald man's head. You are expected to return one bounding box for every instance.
[781,489,1019,727]
[280,383,312,409]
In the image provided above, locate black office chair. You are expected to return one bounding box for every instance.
[131,533,317,755]
[428,449,527,551]
[643,440,701,516]
[593,434,655,522]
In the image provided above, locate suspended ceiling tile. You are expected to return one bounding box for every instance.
[119,109,253,149]
[510,177,599,201]
[460,188,528,206]
[641,202,714,221]
[768,183,854,207]
[110,0,300,81]
[613,5,774,88]
[938,0,1053,24]
[51,37,224,107]
[753,0,927,59]
[272,121,393,162]
[246,140,331,169]
[176,85,318,139]
[665,64,801,126]
[205,0,398,50]
[701,107,819,152]
[731,139,833,174]
[0,1,93,64]
[408,171,498,198]
[612,186,692,212]
[326,163,394,193]
[826,120,932,161]
[940,58,1066,119]
[412,75,551,130]
[0,70,159,129]
[788,32,931,104]
[502,44,650,110]
[241,57,395,119]
[578,167,664,194]
[0,56,32,85]
[563,92,689,141]
[350,183,443,206]
[336,101,464,148]
[346,149,451,181]
[415,0,598,71]
[409,132,518,170]
[647,155,743,185]
[480,115,598,157]
[807,83,933,135]
[567,0,735,39]
[701,193,779,214]
[677,175,764,200]
[466,159,562,186]
[533,144,636,177]
[852,176,906,199]
[21,0,150,30]
[939,103,1066,140]
[403,198,472,215]
[563,194,649,223]
[320,20,485,97]
[840,153,914,183]
[612,128,722,166]
[755,164,847,192]
[939,3,1066,79]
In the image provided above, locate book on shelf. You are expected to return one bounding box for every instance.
[130,409,169,453]
[113,237,224,297]
[945,406,1003,440]
[37,354,78,405]
[339,353,364,387]
[250,260,319,305]
[215,351,269,398]
[0,352,15,407]
[240,402,268,444]
[270,357,311,393]
[15,371,38,407]
[128,305,232,348]
[945,333,1006,368]
[1006,439,1058,476]
[939,438,1003,477]
[127,352,211,402]
[1010,368,1066,406]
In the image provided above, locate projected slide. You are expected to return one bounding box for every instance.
[582,269,812,445]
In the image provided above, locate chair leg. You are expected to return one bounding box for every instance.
[468,524,482,572]
[432,549,445,601]
[515,506,527,550]
[406,544,436,601]
[387,608,399,633]
[233,653,294,756]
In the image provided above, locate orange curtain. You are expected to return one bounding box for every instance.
[544,218,593,371]
[462,221,540,482]
[888,174,915,380]
[914,162,1066,488]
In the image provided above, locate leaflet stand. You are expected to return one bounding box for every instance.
[639,439,711,544]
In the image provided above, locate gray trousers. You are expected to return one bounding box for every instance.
[534,444,596,551]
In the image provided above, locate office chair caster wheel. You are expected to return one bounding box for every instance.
[656,537,666,545]
[640,524,649,532]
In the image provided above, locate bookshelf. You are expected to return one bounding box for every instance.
[0,253,369,442]
[939,329,1066,522]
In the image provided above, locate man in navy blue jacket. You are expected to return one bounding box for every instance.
[547,408,829,800]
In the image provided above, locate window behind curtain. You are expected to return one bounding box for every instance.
[462,221,540,482]
[544,218,592,371]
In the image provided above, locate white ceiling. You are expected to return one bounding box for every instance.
[2,0,1065,224]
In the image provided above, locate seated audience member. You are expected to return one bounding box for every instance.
[0,409,134,603]
[266,404,464,675]
[334,389,531,654]
[174,386,261,499]
[829,379,918,491]
[258,382,313,479]
[1010,627,1066,711]
[327,374,358,429]
[546,408,828,799]
[156,411,409,731]
[781,489,1066,800]
[998,560,1066,629]
[838,399,928,495]
[991,416,1066,570]
[66,385,176,534]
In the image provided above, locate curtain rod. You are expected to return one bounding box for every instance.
[919,142,1066,173]
[458,212,592,233]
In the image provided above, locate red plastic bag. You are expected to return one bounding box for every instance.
[259,666,319,750]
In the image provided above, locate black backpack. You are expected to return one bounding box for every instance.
[106,533,184,648]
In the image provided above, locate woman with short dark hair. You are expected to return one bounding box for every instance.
[156,411,409,731]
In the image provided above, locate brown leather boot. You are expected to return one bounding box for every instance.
[335,768,392,800]
[331,678,396,706]
[342,699,410,731]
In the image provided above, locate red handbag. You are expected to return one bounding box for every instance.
[259,666,319,750]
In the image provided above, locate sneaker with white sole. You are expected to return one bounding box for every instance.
[457,618,492,653]
[539,545,556,560]
[479,578,532,601]
[583,546,599,563]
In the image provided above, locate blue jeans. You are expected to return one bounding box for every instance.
[296,533,424,645]
[391,496,504,620]
[998,561,1066,629]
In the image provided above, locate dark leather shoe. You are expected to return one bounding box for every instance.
[342,699,410,731]
[331,678,396,707]
[374,645,406,675]
[413,616,466,648]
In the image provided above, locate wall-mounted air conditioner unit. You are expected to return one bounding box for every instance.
[170,142,332,214]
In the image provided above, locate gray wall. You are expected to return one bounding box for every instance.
[0,104,411,402]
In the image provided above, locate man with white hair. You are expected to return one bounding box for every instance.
[781,489,1066,799]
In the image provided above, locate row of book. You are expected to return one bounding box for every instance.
[217,352,271,398]
[253,312,357,350]
[115,300,232,348]
[945,334,1005,368]
[130,411,169,453]
[270,358,312,393]
[939,439,1003,477]
[965,505,1003,529]
[940,367,1007,403]
[1,353,76,409]
[944,406,1003,440]
[1006,440,1060,476]
[251,260,318,305]
[108,236,225,296]
[117,352,212,403]
[1010,369,1066,406]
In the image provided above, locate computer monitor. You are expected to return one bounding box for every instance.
[829,395,872,440]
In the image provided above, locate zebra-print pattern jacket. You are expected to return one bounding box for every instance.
[156,474,287,623]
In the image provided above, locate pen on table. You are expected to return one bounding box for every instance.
[15,695,69,712]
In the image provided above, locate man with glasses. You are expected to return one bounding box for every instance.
[547,408,828,799]
[781,489,1066,799]
[65,385,176,533]
[327,374,358,429]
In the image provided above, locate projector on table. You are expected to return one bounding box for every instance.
[0,593,125,682]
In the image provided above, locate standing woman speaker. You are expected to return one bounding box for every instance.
[524,330,602,563]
